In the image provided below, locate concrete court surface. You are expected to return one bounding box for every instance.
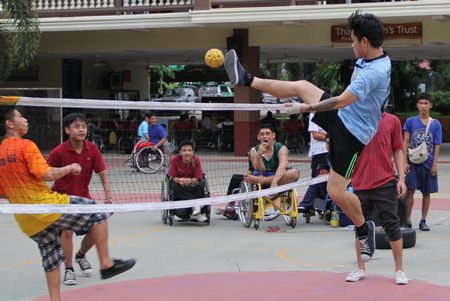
[0,144,449,301]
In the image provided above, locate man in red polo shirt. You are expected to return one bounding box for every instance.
[168,139,206,222]
[347,112,408,285]
[47,112,113,286]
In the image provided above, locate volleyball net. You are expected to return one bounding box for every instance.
[0,95,328,214]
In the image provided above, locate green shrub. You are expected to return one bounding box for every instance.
[431,91,450,116]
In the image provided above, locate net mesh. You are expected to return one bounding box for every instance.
[0,96,318,212]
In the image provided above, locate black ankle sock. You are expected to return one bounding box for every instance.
[356,222,368,238]
[66,267,74,272]
[75,252,85,259]
[244,72,254,86]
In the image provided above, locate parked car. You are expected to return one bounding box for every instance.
[199,84,234,100]
[153,87,199,103]
[262,92,278,104]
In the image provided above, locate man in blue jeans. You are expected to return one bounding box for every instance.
[224,10,390,263]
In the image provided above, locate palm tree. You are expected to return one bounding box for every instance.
[0,0,40,82]
[148,65,176,98]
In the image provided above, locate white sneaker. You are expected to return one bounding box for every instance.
[192,206,201,216]
[63,269,77,285]
[395,270,408,285]
[191,213,207,222]
[345,268,365,282]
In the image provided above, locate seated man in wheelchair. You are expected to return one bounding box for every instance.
[245,124,299,191]
[168,140,207,222]
[218,124,299,219]
[147,111,168,150]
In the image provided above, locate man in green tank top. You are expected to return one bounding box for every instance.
[245,124,299,187]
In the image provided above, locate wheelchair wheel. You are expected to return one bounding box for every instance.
[282,189,297,228]
[323,209,332,225]
[160,178,169,224]
[304,211,311,224]
[93,135,105,153]
[254,219,260,230]
[237,182,254,228]
[135,146,164,174]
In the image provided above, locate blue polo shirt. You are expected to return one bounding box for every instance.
[339,52,391,145]
[148,124,167,144]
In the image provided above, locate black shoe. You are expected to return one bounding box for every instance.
[101,259,136,280]
[359,221,376,262]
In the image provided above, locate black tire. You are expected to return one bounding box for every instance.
[305,212,311,224]
[135,146,164,174]
[375,227,416,249]
[254,220,260,230]
[160,178,169,224]
[291,217,297,229]
[238,182,254,228]
[323,210,332,225]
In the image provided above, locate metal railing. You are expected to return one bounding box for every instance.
[0,1,194,17]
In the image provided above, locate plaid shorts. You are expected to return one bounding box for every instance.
[30,196,109,272]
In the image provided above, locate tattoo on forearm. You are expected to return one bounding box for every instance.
[309,97,339,112]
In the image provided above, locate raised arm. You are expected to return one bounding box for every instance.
[250,147,265,173]
[285,89,358,114]
[43,163,81,181]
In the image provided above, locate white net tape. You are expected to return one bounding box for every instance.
[14,96,284,111]
[0,95,326,215]
[0,175,327,214]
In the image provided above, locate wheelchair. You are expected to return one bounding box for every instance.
[301,183,353,226]
[87,123,105,153]
[160,174,211,226]
[126,140,174,174]
[237,178,298,230]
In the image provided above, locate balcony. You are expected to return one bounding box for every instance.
[0,0,411,18]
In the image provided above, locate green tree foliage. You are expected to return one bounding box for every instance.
[310,62,343,96]
[0,0,40,82]
[430,90,450,115]
[148,65,175,96]
[390,61,421,112]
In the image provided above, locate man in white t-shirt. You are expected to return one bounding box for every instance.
[299,113,329,212]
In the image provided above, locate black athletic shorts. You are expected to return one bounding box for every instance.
[311,92,365,179]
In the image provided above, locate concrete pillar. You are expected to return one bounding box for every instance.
[194,0,211,10]
[231,29,261,156]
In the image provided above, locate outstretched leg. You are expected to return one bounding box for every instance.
[224,49,324,103]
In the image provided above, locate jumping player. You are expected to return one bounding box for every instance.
[224,10,391,263]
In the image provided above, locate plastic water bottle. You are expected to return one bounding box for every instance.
[330,211,339,227]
